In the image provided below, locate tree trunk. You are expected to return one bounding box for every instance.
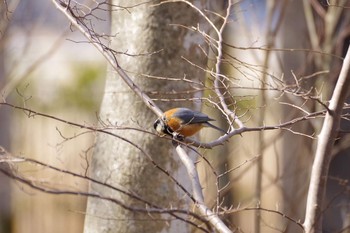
[83,1,210,232]
[279,2,314,232]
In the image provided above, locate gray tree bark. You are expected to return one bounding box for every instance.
[83,1,210,232]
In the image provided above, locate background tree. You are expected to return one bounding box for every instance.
[83,1,222,232]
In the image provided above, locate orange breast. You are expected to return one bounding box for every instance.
[176,123,204,137]
[166,117,204,137]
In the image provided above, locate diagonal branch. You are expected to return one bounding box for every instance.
[303,45,350,233]
[175,144,232,233]
[52,0,163,117]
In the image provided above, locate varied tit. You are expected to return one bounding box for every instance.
[153,108,227,138]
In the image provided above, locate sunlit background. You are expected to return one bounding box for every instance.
[1,0,106,232]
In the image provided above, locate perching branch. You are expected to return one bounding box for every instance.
[304,45,350,233]
[175,144,232,233]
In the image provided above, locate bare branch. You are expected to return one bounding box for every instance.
[0,147,211,232]
[51,0,163,117]
[185,109,326,148]
[175,144,232,233]
[0,102,197,203]
[226,206,304,231]
[304,45,350,233]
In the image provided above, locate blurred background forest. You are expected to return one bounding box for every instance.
[0,0,350,233]
[0,0,106,232]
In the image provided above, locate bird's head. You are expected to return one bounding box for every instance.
[153,117,173,136]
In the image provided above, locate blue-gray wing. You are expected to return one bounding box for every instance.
[172,108,214,124]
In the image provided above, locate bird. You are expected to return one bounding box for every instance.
[153,107,227,138]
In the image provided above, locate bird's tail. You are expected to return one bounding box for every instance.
[205,122,227,134]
